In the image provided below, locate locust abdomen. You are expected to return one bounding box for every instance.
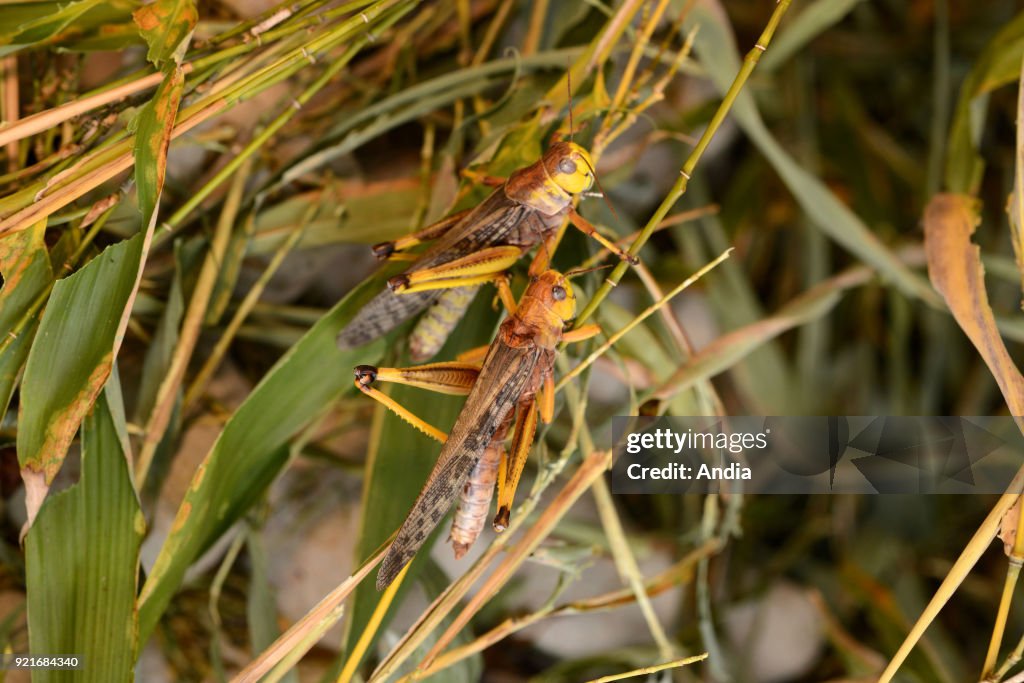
[409,284,480,362]
[449,439,502,559]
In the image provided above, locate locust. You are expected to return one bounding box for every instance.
[353,269,600,590]
[336,140,636,362]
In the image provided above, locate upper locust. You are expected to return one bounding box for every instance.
[335,140,635,361]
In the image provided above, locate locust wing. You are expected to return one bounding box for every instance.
[336,189,532,349]
[376,340,544,589]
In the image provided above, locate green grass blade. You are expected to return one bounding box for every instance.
[17,233,144,523]
[132,65,186,226]
[136,277,387,642]
[759,0,861,73]
[686,5,938,305]
[944,11,1024,193]
[24,388,143,682]
[0,220,52,423]
[132,0,197,67]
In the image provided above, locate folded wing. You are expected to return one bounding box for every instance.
[376,340,542,589]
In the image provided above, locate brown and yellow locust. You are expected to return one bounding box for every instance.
[336,140,636,362]
[353,269,601,589]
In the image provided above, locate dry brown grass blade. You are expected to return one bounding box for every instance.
[584,653,709,683]
[408,449,612,676]
[0,101,225,237]
[231,545,388,683]
[403,508,723,679]
[878,466,1024,682]
[0,69,185,149]
[924,193,1024,422]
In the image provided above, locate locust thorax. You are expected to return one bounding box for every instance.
[504,141,595,216]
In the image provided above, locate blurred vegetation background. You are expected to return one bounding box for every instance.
[4,0,1024,681]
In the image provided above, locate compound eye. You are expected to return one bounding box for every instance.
[552,285,567,301]
[558,158,577,175]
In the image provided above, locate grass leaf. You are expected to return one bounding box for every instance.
[945,12,1024,193]
[17,234,144,525]
[24,388,143,682]
[133,65,186,226]
[132,0,197,67]
[0,219,51,423]
[136,278,387,642]
[924,194,1024,421]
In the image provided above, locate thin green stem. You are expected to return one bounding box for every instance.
[591,476,676,660]
[183,218,305,411]
[156,0,417,243]
[984,496,1024,677]
[557,249,732,391]
[574,0,793,327]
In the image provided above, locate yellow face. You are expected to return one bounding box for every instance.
[542,142,595,195]
[533,270,578,323]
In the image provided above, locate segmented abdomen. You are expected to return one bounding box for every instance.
[449,439,502,559]
[408,285,481,362]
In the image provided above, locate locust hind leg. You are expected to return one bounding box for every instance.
[406,259,518,363]
[371,208,474,259]
[353,361,481,443]
[389,246,523,294]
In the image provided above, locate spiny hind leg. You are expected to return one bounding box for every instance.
[353,362,481,443]
[389,246,523,293]
[372,208,474,259]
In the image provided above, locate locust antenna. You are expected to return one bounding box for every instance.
[579,156,620,224]
[566,59,574,142]
[566,263,614,279]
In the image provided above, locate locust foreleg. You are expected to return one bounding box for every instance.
[567,207,640,265]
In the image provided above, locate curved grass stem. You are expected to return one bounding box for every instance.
[983,496,1024,678]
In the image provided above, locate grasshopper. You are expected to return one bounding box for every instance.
[353,269,600,590]
[336,140,636,361]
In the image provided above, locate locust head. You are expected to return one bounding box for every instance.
[542,141,595,195]
[529,270,578,327]
[505,142,595,215]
